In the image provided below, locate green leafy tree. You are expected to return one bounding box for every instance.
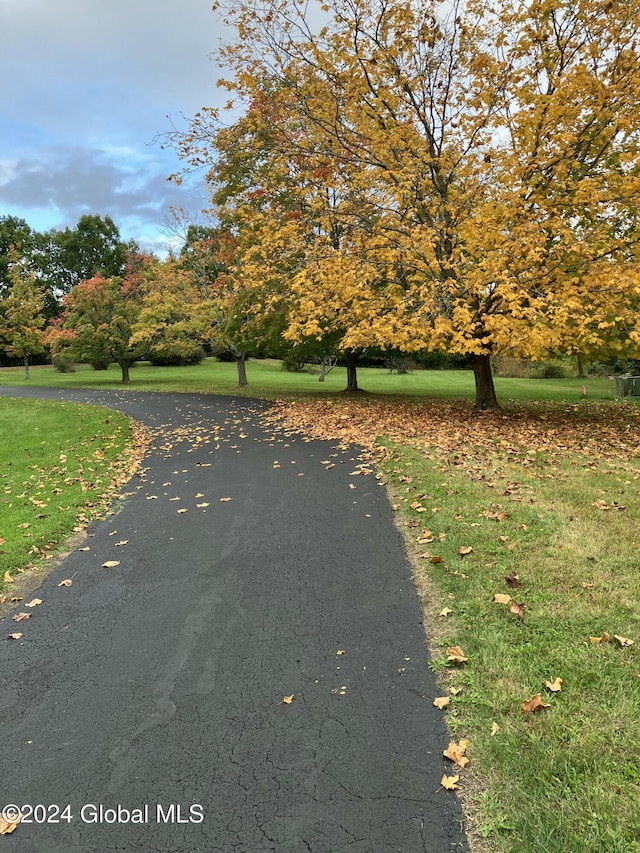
[0,255,46,379]
[42,215,130,295]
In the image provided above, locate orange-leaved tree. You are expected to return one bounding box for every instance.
[175,0,640,407]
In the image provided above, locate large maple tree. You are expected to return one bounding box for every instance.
[174,0,640,407]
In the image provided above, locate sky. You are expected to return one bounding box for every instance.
[0,0,230,255]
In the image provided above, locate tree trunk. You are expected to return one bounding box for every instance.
[23,354,30,380]
[472,354,499,409]
[235,351,248,387]
[577,356,585,378]
[120,361,130,384]
[344,350,359,392]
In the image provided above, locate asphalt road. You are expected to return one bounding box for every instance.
[0,388,469,853]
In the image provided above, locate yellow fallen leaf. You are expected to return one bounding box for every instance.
[543,678,564,692]
[433,696,451,709]
[493,593,512,604]
[510,601,525,621]
[491,722,500,737]
[441,774,460,790]
[219,497,232,502]
[282,694,295,704]
[115,540,128,547]
[336,649,345,655]
[196,503,210,508]
[58,579,73,587]
[3,571,14,584]
[7,632,23,640]
[450,687,463,696]
[458,546,473,556]
[177,508,188,514]
[0,813,21,834]
[102,560,120,568]
[446,646,468,665]
[443,739,470,767]
[590,632,611,644]
[78,546,90,552]
[439,607,453,617]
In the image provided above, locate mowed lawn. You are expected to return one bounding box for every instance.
[1,359,639,853]
[0,398,142,589]
[0,356,623,403]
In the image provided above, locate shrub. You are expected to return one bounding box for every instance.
[536,362,567,379]
[88,359,111,371]
[52,355,76,373]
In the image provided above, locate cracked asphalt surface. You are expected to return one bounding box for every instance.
[0,388,469,853]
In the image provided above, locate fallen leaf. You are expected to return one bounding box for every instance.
[441,774,460,790]
[0,814,21,834]
[433,696,451,709]
[510,601,525,621]
[491,722,500,736]
[6,632,23,640]
[114,540,128,547]
[25,598,42,608]
[522,694,550,713]
[58,579,73,587]
[177,508,188,514]
[505,571,521,588]
[336,649,345,655]
[450,687,463,696]
[3,571,14,584]
[17,522,30,529]
[615,635,635,647]
[282,694,295,704]
[219,497,232,502]
[429,555,445,564]
[13,612,31,622]
[458,546,474,556]
[446,646,468,665]
[493,593,512,604]
[439,607,453,617]
[196,503,210,508]
[78,546,91,552]
[590,632,611,644]
[443,739,470,767]
[102,560,120,568]
[543,678,564,692]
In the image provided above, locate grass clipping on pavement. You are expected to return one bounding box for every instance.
[0,398,147,595]
[262,397,640,853]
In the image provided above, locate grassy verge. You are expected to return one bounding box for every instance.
[379,439,640,852]
[0,398,144,594]
[0,358,625,404]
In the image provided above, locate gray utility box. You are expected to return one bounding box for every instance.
[616,375,640,397]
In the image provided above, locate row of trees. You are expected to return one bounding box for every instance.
[0,213,282,384]
[164,0,640,408]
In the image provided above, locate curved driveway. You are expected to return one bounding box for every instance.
[0,388,468,853]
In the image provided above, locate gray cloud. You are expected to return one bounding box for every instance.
[0,0,226,249]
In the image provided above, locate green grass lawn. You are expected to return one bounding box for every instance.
[0,357,624,404]
[0,398,141,588]
[380,437,640,853]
